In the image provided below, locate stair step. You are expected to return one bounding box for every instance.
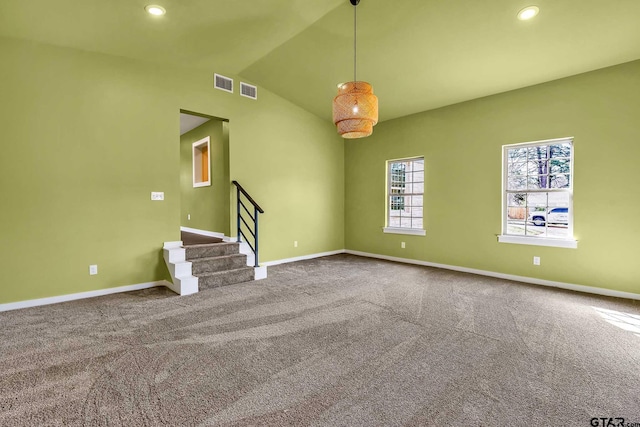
[185,242,240,260]
[191,254,248,274]
[197,267,255,290]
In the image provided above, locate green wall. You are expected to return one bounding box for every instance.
[345,60,640,295]
[180,118,230,234]
[0,36,345,305]
[2,33,637,306]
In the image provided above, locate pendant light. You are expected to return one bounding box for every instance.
[332,0,378,139]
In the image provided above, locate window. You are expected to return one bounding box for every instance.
[499,137,576,248]
[384,157,425,236]
[192,137,211,187]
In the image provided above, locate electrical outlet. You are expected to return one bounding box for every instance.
[533,256,540,266]
[294,241,298,248]
[188,214,191,220]
[151,192,164,201]
[89,264,98,275]
[401,242,406,249]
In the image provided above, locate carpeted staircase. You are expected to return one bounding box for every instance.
[185,242,255,289]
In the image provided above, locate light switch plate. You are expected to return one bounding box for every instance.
[151,192,164,201]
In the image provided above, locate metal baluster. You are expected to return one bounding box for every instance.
[254,206,259,267]
[236,186,242,243]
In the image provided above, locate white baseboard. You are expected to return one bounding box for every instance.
[0,280,172,313]
[262,250,346,267]
[345,250,640,301]
[180,227,225,239]
[8,250,633,313]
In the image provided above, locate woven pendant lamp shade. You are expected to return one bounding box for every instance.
[333,81,378,139]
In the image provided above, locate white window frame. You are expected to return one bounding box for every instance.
[498,137,577,248]
[383,156,426,236]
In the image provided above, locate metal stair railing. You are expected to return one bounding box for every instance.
[232,181,264,267]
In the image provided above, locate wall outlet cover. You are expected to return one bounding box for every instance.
[89,265,98,275]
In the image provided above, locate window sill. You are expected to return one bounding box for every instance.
[497,235,577,249]
[383,227,426,236]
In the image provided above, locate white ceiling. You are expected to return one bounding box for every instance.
[180,113,211,136]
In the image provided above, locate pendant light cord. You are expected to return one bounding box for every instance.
[353,3,357,83]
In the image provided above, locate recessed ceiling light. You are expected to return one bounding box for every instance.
[517,6,539,20]
[145,5,166,16]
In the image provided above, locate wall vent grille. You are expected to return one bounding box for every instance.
[240,82,258,100]
[214,74,233,93]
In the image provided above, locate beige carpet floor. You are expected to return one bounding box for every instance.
[1,254,639,426]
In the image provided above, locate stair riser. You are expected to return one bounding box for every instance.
[199,269,255,289]
[192,256,248,274]
[185,244,239,259]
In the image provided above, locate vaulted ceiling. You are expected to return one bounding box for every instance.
[2,0,639,122]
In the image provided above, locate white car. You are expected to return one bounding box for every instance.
[528,207,569,226]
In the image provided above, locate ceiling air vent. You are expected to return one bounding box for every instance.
[214,73,233,93]
[240,82,258,100]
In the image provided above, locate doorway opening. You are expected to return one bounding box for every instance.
[179,110,230,241]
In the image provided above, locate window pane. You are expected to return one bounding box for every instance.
[527,175,549,189]
[400,217,413,228]
[527,192,548,208]
[405,182,414,194]
[550,174,570,188]
[528,146,548,160]
[547,226,570,239]
[526,224,546,237]
[411,218,423,229]
[550,144,571,159]
[507,206,526,220]
[508,161,527,175]
[529,160,548,175]
[550,158,570,174]
[508,176,527,191]
[507,221,525,235]
[507,193,527,207]
[548,192,569,207]
[507,147,527,163]
[388,216,401,227]
[390,196,404,211]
